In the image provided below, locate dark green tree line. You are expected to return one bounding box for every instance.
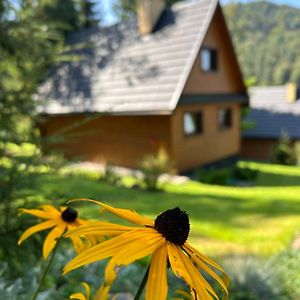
[224,1,300,85]
[113,0,181,20]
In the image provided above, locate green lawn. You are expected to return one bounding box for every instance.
[21,161,300,258]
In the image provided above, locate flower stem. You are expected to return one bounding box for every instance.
[31,239,61,300]
[134,265,150,300]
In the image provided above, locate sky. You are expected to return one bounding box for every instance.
[102,0,300,26]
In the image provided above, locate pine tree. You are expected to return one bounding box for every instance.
[80,0,100,28]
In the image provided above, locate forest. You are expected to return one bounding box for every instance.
[224,1,300,86]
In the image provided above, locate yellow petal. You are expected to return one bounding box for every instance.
[42,204,61,215]
[95,284,110,300]
[64,228,159,275]
[82,283,90,299]
[167,243,214,300]
[69,234,85,253]
[19,208,53,219]
[65,221,133,237]
[183,244,228,296]
[69,199,154,227]
[104,229,164,284]
[18,219,57,245]
[175,289,194,300]
[145,243,168,300]
[184,243,229,299]
[69,293,87,300]
[70,283,90,300]
[43,221,66,259]
[184,243,225,273]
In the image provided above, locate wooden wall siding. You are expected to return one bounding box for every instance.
[171,102,241,171]
[183,5,245,94]
[41,115,172,168]
[241,138,277,160]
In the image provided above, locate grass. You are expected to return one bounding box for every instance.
[18,160,300,258]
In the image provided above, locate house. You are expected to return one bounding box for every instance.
[242,83,300,160]
[38,0,248,173]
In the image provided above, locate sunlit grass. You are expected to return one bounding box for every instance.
[17,161,300,258]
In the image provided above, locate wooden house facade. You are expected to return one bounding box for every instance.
[39,0,247,172]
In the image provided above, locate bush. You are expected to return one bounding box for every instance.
[100,163,122,186]
[138,149,173,191]
[196,168,232,185]
[275,250,300,299]
[232,165,258,181]
[222,256,291,300]
[271,131,296,165]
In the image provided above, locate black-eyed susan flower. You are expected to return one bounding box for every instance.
[70,282,109,300]
[18,205,87,259]
[64,201,229,300]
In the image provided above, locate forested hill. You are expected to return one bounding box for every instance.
[223,1,300,86]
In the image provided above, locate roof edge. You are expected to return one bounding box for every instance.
[179,93,248,105]
[40,109,173,117]
[168,0,219,111]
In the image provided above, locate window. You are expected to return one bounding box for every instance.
[183,112,203,136]
[218,108,232,129]
[200,48,218,71]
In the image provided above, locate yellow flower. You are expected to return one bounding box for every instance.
[70,282,110,300]
[64,201,229,300]
[18,205,87,259]
[173,289,195,300]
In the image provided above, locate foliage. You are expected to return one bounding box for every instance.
[196,167,232,186]
[196,164,257,185]
[0,0,101,234]
[224,2,300,85]
[113,0,181,20]
[41,0,100,35]
[271,131,296,165]
[275,250,300,299]
[223,256,291,300]
[232,165,258,181]
[100,163,122,186]
[138,149,173,191]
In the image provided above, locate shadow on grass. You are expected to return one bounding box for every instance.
[28,173,300,232]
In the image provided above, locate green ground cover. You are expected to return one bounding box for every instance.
[21,160,300,258]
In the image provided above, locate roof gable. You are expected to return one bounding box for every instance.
[39,0,221,115]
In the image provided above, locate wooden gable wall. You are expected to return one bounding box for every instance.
[182,4,245,94]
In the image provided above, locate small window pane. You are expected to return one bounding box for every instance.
[218,108,232,129]
[201,49,211,71]
[183,112,202,135]
[201,48,218,71]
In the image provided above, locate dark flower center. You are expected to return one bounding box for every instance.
[154,207,190,245]
[61,207,78,223]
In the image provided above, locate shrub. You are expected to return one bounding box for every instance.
[100,163,122,186]
[232,165,258,181]
[271,131,296,165]
[222,256,290,300]
[275,250,300,299]
[196,168,232,185]
[138,149,173,191]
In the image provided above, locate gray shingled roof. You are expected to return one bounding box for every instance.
[38,0,218,115]
[244,86,300,139]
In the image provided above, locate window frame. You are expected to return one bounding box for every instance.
[217,107,232,130]
[183,111,203,137]
[200,47,218,72]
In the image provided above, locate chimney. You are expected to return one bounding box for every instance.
[137,0,166,35]
[286,82,297,103]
